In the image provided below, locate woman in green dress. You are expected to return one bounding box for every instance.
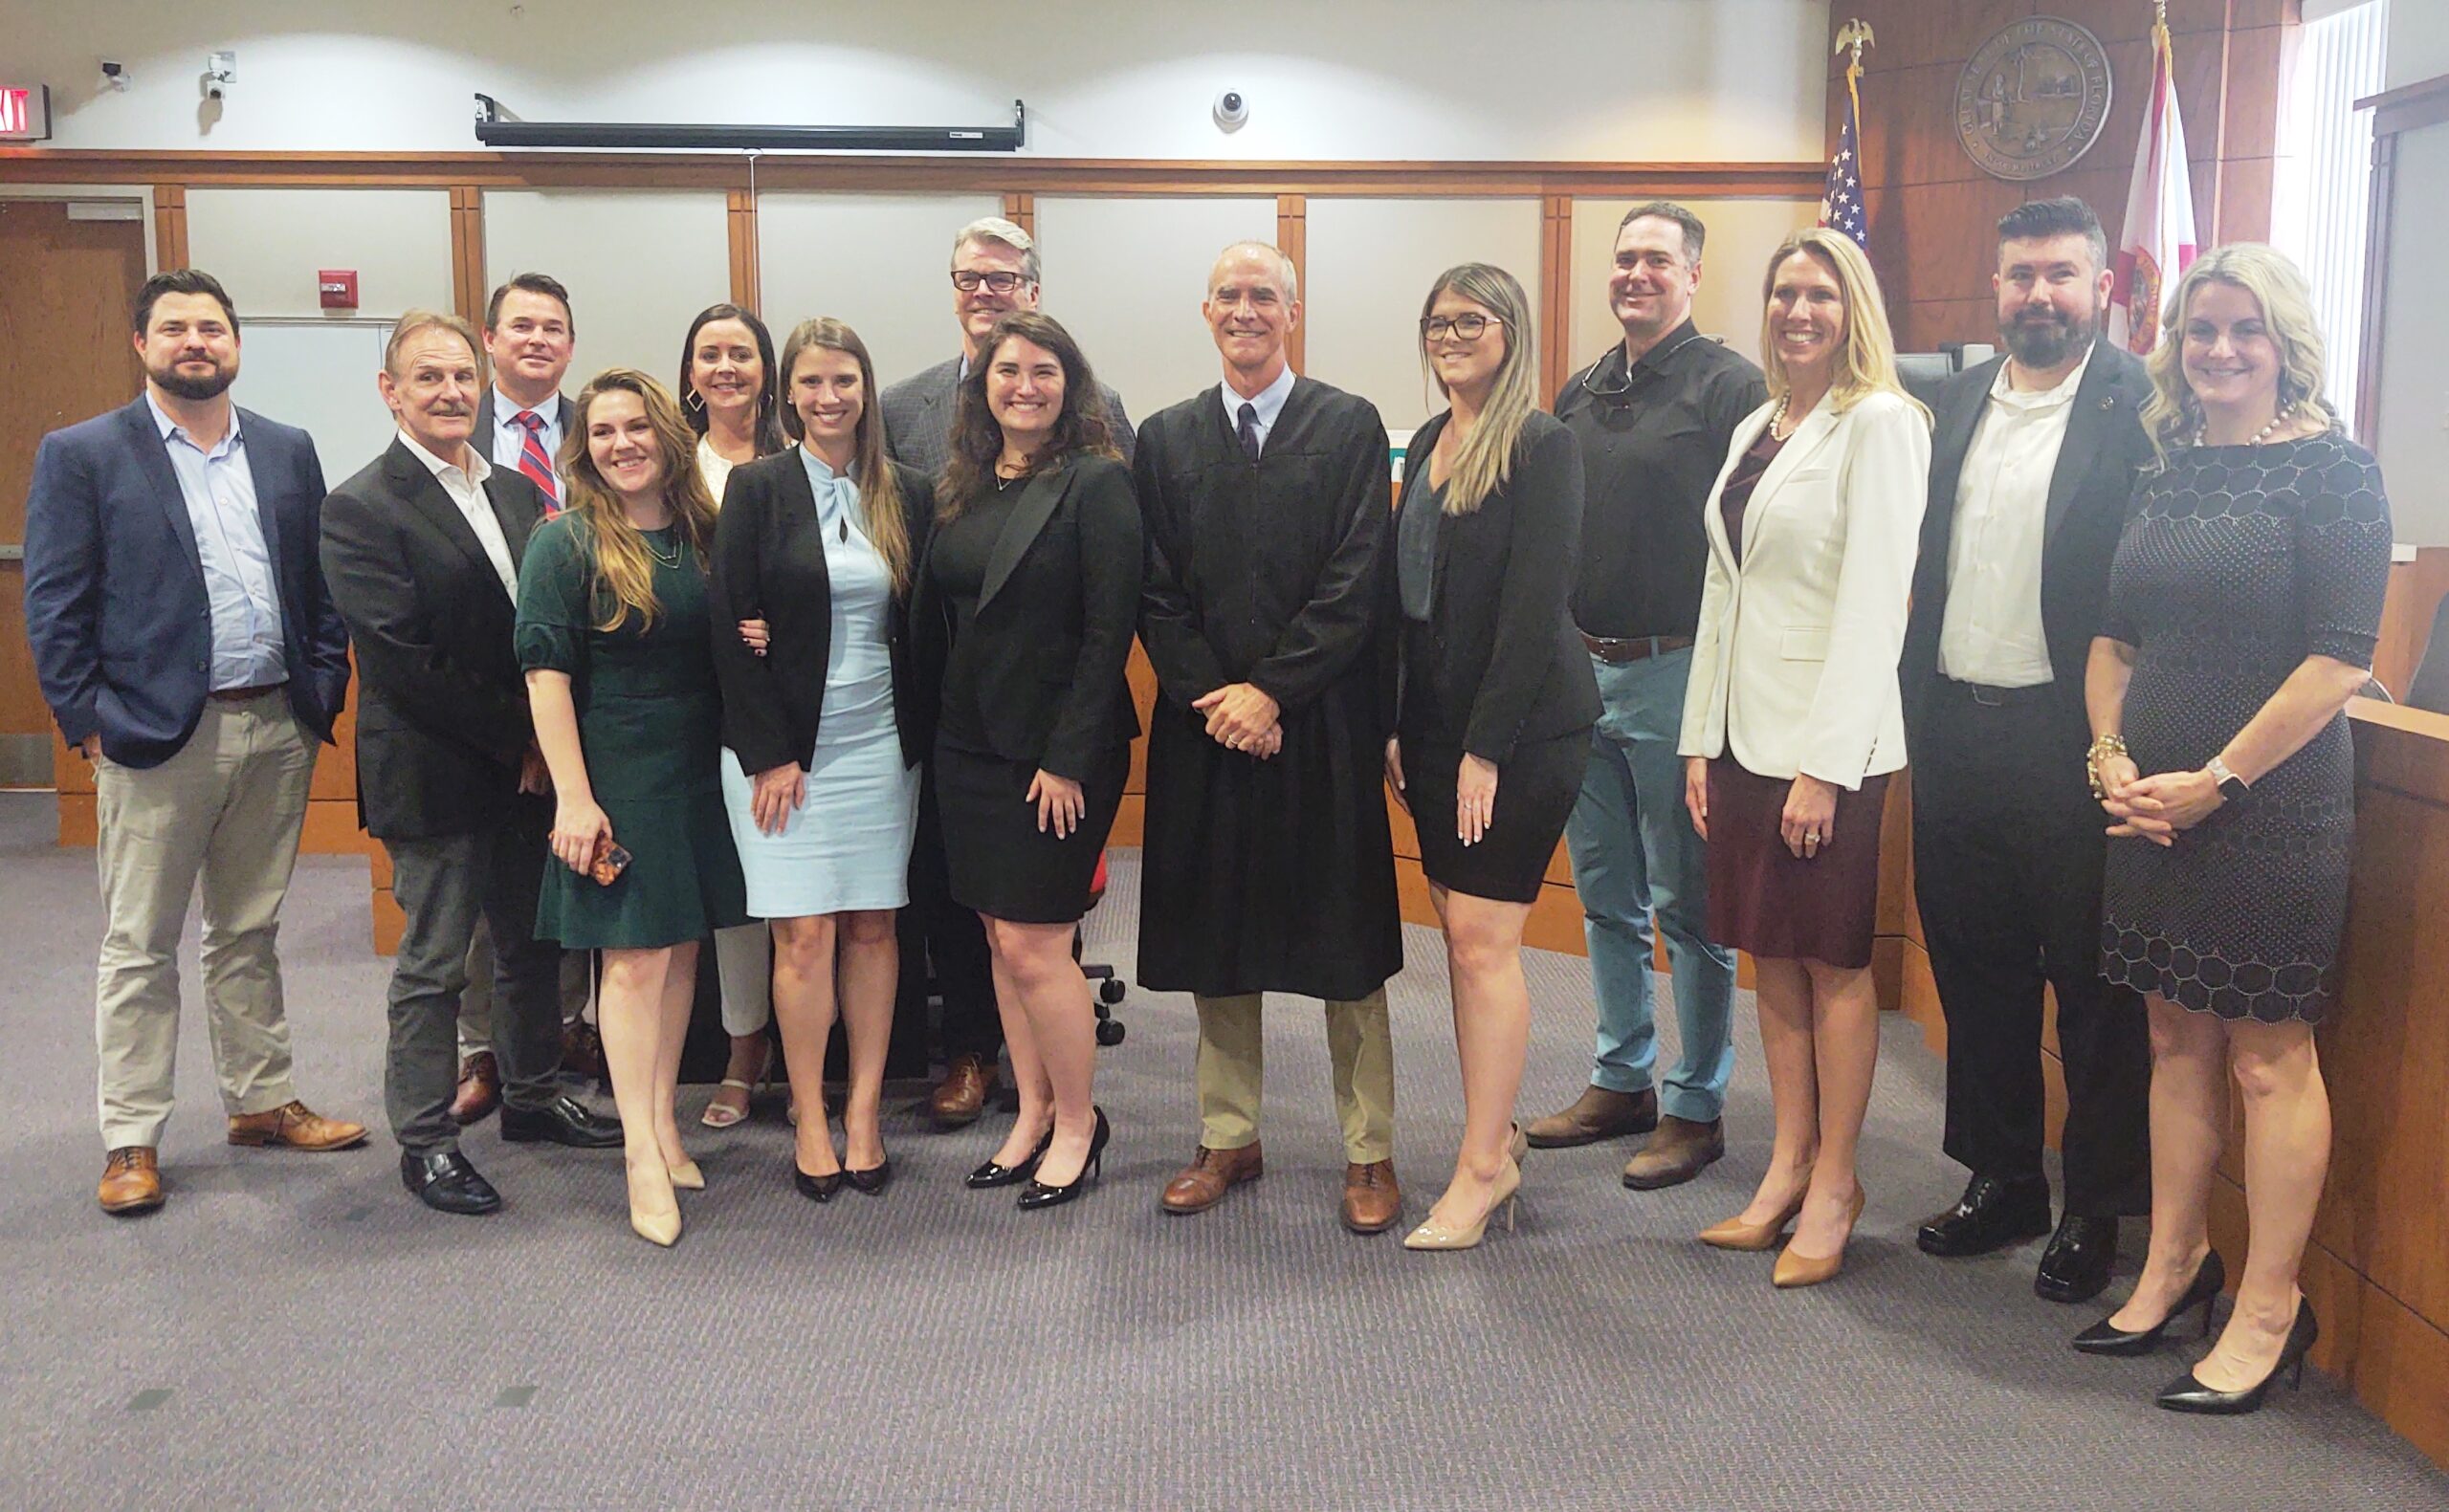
[518,367,747,1247]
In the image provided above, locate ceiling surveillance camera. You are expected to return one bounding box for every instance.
[99,60,129,91]
[205,52,236,101]
[1213,89,1248,132]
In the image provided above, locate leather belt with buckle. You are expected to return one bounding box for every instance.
[208,683,286,703]
[1580,633,1695,665]
[1946,678,2051,708]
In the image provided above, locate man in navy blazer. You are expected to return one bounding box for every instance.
[23,268,363,1216]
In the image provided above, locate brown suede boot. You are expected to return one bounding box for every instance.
[1524,1085,1658,1148]
[1622,1115,1725,1190]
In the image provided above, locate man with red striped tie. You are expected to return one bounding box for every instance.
[455,272,591,1123]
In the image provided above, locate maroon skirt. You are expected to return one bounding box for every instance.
[1704,758,1889,970]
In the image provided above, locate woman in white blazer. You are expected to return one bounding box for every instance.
[1679,227,1931,1287]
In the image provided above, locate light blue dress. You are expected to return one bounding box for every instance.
[718,450,918,917]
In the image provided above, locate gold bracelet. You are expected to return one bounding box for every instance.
[2085,734,2129,800]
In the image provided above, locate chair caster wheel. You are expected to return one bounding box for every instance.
[1098,978,1125,1005]
[1095,1021,1125,1047]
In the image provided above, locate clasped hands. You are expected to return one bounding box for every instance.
[2093,753,2222,847]
[1195,682,1281,759]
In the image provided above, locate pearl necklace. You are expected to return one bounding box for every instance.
[2195,403,2295,449]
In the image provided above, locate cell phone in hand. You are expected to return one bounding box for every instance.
[589,834,631,887]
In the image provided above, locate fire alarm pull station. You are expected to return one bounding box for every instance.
[319,270,359,310]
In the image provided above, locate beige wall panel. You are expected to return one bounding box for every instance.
[1303,198,1543,433]
[482,189,731,386]
[758,192,1002,392]
[2376,125,2449,546]
[186,187,452,320]
[1028,197,1280,428]
[1566,197,1819,381]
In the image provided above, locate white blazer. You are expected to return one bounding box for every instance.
[1678,387,1931,788]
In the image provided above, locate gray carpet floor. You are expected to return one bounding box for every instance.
[0,792,2439,1511]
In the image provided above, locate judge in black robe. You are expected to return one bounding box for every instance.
[1136,241,1406,1233]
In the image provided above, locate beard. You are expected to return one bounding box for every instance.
[149,356,236,402]
[2000,305,2097,370]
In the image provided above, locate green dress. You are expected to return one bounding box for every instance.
[515,515,748,949]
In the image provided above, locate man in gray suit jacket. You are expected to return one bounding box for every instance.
[879,215,1134,1129]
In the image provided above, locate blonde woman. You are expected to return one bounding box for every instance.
[1680,228,1931,1286]
[1384,264,1599,1249]
[708,318,933,1202]
[518,368,748,1246]
[2077,245,2391,1414]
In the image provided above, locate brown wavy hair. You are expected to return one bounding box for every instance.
[677,302,788,459]
[939,311,1118,519]
[776,318,914,598]
[556,368,718,633]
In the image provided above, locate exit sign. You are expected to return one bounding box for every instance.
[1,85,53,141]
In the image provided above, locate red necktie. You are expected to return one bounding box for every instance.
[512,409,561,512]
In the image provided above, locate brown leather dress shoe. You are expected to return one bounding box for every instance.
[1524,1085,1658,1148]
[451,1050,502,1126]
[1159,1142,1264,1214]
[227,1101,369,1151]
[99,1147,164,1215]
[1342,1159,1402,1234]
[1622,1115,1726,1190]
[930,1053,1001,1129]
[563,1019,607,1083]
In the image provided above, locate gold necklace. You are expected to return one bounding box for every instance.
[641,527,682,568]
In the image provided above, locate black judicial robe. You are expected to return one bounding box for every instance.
[1133,377,1403,1002]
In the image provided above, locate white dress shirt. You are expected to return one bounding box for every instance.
[695,435,738,504]
[400,430,518,599]
[1216,362,1298,457]
[1937,350,2092,688]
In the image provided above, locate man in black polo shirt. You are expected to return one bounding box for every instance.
[1526,202,1766,1191]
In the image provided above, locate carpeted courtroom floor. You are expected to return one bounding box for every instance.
[0,792,2438,1511]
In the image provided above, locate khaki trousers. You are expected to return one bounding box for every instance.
[92,691,315,1150]
[1194,988,1394,1163]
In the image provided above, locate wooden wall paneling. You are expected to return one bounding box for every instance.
[727,187,761,313]
[2375,549,2449,699]
[1276,194,1307,374]
[1538,194,1572,405]
[1001,191,1034,236]
[151,183,186,268]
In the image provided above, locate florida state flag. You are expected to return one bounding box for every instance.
[2109,15,2197,354]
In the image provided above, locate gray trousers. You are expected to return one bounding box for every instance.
[383,811,564,1154]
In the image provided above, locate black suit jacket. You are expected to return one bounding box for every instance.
[912,454,1144,781]
[320,438,550,841]
[707,451,937,776]
[1901,345,2155,740]
[1393,410,1600,762]
[472,390,575,477]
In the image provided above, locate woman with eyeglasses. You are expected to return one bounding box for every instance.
[1385,265,1599,1250]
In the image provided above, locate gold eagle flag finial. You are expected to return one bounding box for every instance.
[1833,18,1876,73]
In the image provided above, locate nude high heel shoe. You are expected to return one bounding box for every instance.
[667,1159,705,1191]
[1402,1156,1523,1251]
[627,1159,682,1247]
[1772,1185,1866,1288]
[1698,1191,1806,1252]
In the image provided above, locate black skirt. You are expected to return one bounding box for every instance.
[937,736,1126,926]
[1403,728,1588,905]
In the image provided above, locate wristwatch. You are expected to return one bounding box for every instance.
[2206,756,2248,803]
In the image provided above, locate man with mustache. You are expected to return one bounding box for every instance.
[1899,197,2155,1303]
[25,269,364,1216]
[320,310,622,1216]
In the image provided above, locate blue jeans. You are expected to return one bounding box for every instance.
[1562,646,1736,1122]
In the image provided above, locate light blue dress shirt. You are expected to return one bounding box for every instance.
[146,392,286,690]
[1215,362,1297,457]
[490,386,563,480]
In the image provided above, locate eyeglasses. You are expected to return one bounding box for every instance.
[1421,314,1502,342]
[951,270,1033,296]
[1578,330,1710,401]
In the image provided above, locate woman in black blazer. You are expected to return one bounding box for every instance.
[707,317,934,1201]
[1386,264,1600,1250]
[914,311,1141,1210]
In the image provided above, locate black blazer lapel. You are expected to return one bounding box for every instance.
[1929,356,2001,516]
[120,399,204,575]
[2043,352,2128,544]
[386,439,510,598]
[978,466,1070,614]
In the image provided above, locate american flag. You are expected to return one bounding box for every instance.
[1820,71,1867,247]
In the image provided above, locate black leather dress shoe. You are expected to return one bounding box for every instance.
[1916,1173,2053,1258]
[401,1150,501,1216]
[499,1095,623,1149]
[2035,1214,2121,1303]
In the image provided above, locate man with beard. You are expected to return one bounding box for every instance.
[25,269,364,1216]
[1899,198,2154,1303]
[1136,241,1405,1233]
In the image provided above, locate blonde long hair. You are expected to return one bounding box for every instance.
[1759,229,1931,424]
[2140,242,2336,462]
[558,368,718,633]
[778,318,914,598]
[1420,263,1538,516]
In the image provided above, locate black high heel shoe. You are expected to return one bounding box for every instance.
[792,1165,843,1204]
[2156,1298,2320,1415]
[1018,1107,1109,1212]
[844,1158,892,1195]
[2072,1250,2226,1356]
[966,1125,1053,1190]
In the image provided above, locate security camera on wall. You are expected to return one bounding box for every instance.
[1213,89,1248,132]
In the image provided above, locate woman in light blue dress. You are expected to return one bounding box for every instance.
[707,318,934,1199]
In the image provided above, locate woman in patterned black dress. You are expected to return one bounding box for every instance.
[2079,246,2392,1413]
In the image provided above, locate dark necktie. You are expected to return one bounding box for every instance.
[1237,402,1262,463]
